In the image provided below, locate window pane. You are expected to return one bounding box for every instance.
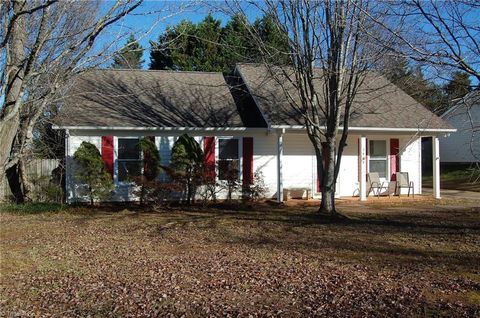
[369,160,387,178]
[118,139,140,160]
[118,160,142,182]
[219,139,239,159]
[218,159,239,181]
[369,140,386,158]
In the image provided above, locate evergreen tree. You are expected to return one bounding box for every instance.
[253,14,291,65]
[133,137,161,205]
[191,14,223,72]
[405,66,445,112]
[220,14,256,72]
[149,33,174,70]
[444,71,471,102]
[170,134,204,204]
[112,34,144,69]
[139,137,161,181]
[73,142,113,205]
[383,55,411,87]
[169,20,198,70]
[149,14,292,73]
[382,57,446,112]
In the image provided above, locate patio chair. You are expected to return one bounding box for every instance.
[367,172,388,197]
[395,172,414,197]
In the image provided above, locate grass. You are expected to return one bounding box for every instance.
[0,202,68,214]
[1,200,479,317]
[423,166,480,192]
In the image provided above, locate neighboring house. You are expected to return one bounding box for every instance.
[439,89,479,165]
[54,64,454,203]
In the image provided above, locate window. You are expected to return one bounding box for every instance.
[118,138,142,182]
[369,140,387,178]
[218,138,239,181]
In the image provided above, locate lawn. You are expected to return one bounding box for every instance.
[1,200,479,317]
[423,166,480,192]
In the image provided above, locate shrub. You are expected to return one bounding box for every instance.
[197,166,222,204]
[170,134,204,204]
[73,141,113,205]
[150,181,183,205]
[31,175,63,203]
[242,170,268,202]
[133,137,161,204]
[219,165,241,201]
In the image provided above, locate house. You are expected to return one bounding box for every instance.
[439,89,479,166]
[54,64,454,203]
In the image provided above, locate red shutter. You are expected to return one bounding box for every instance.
[390,138,400,181]
[242,137,254,186]
[204,136,216,182]
[101,136,114,177]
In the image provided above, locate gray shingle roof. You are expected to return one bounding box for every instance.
[236,63,453,130]
[56,69,245,128]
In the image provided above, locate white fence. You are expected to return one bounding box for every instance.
[0,159,62,202]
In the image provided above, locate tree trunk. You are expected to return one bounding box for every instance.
[318,140,338,216]
[320,186,336,215]
[0,1,26,186]
[186,179,192,204]
[6,164,24,203]
[89,187,94,206]
[19,157,33,202]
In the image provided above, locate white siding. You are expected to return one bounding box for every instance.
[337,135,360,197]
[66,130,424,201]
[399,136,422,195]
[252,133,278,198]
[440,105,479,163]
[283,134,315,191]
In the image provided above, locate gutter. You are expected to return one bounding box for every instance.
[52,125,270,132]
[270,125,457,133]
[53,125,456,134]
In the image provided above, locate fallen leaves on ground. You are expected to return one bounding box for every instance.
[0,201,479,317]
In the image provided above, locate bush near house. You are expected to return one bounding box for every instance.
[242,170,268,202]
[170,134,204,204]
[73,141,114,205]
[133,137,161,205]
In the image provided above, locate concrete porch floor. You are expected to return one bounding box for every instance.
[283,188,479,208]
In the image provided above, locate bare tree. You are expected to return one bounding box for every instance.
[376,1,480,169]
[0,0,143,202]
[230,0,390,215]
[388,1,479,83]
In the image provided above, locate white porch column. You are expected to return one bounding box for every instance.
[64,129,70,203]
[432,136,441,199]
[276,129,284,203]
[359,136,367,201]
